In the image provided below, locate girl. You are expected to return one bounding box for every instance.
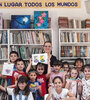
[0,76,34,100]
[62,61,70,79]
[50,60,66,87]
[74,58,84,79]
[46,76,76,100]
[65,67,79,98]
[78,64,90,100]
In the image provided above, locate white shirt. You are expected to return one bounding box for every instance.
[82,78,90,100]
[45,88,69,100]
[7,88,34,100]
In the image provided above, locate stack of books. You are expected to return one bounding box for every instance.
[85,19,90,28]
[58,17,69,28]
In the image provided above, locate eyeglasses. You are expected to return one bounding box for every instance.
[38,68,44,70]
[44,46,51,48]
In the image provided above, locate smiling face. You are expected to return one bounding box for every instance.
[10,53,18,63]
[75,61,83,71]
[63,64,69,72]
[28,72,37,82]
[53,65,60,73]
[18,82,27,90]
[37,66,44,75]
[43,42,52,54]
[71,69,78,79]
[54,78,63,90]
[16,61,25,71]
[84,67,90,80]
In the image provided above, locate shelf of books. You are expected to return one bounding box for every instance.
[0,30,9,63]
[0,29,53,63]
[59,28,90,63]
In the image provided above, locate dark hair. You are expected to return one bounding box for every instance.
[62,61,69,68]
[10,51,19,57]
[15,58,25,66]
[36,62,46,69]
[53,76,63,83]
[14,76,30,96]
[70,67,78,78]
[83,64,90,72]
[44,41,52,46]
[53,60,62,66]
[74,58,84,66]
[28,69,37,76]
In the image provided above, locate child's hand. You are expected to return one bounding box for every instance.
[29,58,32,65]
[78,81,82,87]
[48,86,53,95]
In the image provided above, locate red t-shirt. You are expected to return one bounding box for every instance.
[37,74,47,96]
[7,71,27,85]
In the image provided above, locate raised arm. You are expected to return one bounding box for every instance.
[46,58,51,79]
[26,58,32,74]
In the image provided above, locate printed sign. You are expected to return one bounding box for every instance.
[0,0,81,8]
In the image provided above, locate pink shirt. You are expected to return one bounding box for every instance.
[50,72,64,81]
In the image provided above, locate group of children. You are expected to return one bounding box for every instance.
[0,51,90,100]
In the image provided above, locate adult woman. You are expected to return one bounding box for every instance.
[43,41,57,67]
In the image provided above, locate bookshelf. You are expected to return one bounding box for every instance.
[0,29,53,64]
[59,28,90,64]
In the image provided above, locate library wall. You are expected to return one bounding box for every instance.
[0,0,90,58]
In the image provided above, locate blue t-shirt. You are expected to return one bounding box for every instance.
[28,80,41,100]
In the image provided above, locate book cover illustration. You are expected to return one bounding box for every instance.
[11,15,31,29]
[32,53,47,65]
[34,11,49,29]
[0,13,2,29]
[2,63,14,76]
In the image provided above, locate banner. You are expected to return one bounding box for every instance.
[0,0,81,8]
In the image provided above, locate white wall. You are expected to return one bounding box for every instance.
[1,0,90,58]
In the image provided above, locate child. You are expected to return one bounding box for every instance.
[74,58,84,79]
[78,64,90,100]
[46,76,76,100]
[50,60,66,87]
[7,58,27,85]
[9,51,19,71]
[0,76,34,100]
[28,69,42,100]
[0,51,19,78]
[26,59,51,97]
[65,67,79,98]
[62,61,70,72]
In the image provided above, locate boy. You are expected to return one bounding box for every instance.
[7,58,27,85]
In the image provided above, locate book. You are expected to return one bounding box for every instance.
[11,15,31,29]
[0,13,2,29]
[32,53,48,65]
[2,63,14,76]
[34,11,49,29]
